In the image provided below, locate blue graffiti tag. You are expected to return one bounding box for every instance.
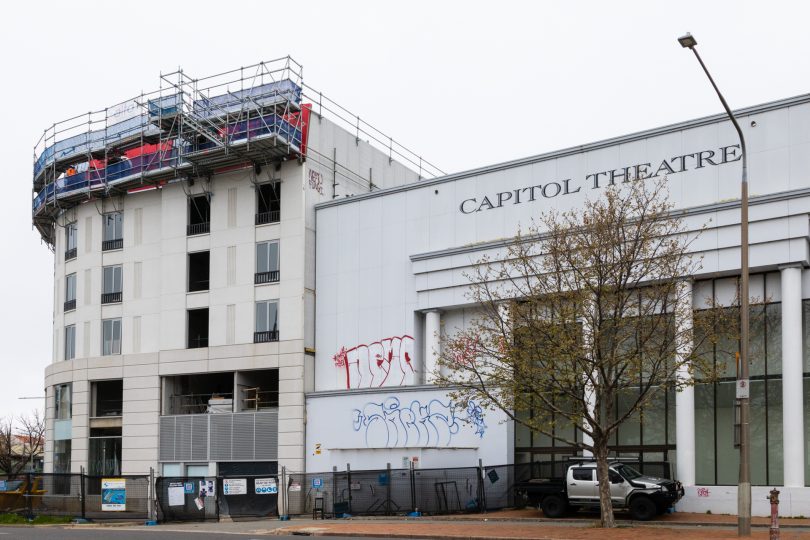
[351,397,486,448]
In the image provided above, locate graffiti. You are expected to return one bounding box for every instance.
[308,169,324,195]
[333,335,415,389]
[696,487,710,497]
[351,396,486,448]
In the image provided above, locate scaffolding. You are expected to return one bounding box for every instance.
[31,56,444,245]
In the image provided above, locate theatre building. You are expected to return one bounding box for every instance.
[36,59,434,480]
[309,93,810,516]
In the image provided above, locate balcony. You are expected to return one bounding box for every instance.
[254,330,279,343]
[102,238,123,251]
[254,270,280,284]
[101,292,122,305]
[186,221,210,236]
[64,299,76,312]
[65,248,77,261]
[255,211,280,225]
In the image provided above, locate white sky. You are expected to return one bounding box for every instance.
[0,0,808,420]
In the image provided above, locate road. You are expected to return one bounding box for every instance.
[0,528,389,539]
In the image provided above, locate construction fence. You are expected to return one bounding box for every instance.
[2,460,672,523]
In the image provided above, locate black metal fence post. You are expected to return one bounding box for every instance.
[346,463,352,514]
[409,461,416,513]
[385,463,391,516]
[80,467,86,520]
[25,472,32,519]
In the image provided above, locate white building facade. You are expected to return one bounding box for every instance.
[311,93,810,516]
[37,60,427,481]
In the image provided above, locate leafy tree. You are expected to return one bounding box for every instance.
[436,177,730,527]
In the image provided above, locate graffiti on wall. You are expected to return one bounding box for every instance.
[333,335,415,389]
[351,396,487,448]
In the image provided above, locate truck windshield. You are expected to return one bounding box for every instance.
[615,464,643,480]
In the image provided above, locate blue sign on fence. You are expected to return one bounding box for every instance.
[312,477,323,489]
[183,482,194,494]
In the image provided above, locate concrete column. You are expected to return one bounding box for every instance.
[581,311,595,456]
[424,310,441,384]
[781,264,804,487]
[674,280,695,486]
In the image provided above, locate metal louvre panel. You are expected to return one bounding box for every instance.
[158,416,176,461]
[176,416,193,461]
[232,413,255,461]
[255,410,278,460]
[210,414,232,461]
[191,415,209,461]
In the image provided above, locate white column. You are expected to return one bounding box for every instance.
[581,310,595,457]
[675,280,696,486]
[424,310,441,385]
[781,265,804,487]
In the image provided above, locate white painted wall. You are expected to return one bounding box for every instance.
[305,387,508,472]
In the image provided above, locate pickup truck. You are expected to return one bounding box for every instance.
[513,461,684,521]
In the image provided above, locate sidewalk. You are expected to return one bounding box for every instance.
[110,510,810,539]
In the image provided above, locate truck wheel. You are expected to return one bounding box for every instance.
[629,496,656,521]
[541,495,567,518]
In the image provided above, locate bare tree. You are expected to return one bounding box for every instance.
[0,411,45,476]
[436,177,730,527]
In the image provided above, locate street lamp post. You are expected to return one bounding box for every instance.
[678,32,750,536]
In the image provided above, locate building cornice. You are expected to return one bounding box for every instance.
[315,93,810,211]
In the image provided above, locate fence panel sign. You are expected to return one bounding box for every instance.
[255,478,277,495]
[223,478,247,496]
[101,478,127,511]
[168,482,185,506]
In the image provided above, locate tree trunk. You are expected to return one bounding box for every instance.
[594,439,616,528]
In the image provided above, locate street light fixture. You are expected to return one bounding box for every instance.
[678,32,751,536]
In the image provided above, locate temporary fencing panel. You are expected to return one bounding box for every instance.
[155,477,218,523]
[82,475,150,521]
[217,476,278,518]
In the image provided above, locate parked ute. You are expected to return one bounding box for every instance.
[514,461,684,521]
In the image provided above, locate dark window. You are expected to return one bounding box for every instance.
[255,241,280,284]
[187,195,210,236]
[255,301,279,343]
[256,182,281,225]
[65,223,77,260]
[92,380,122,417]
[55,383,72,419]
[572,468,593,481]
[188,308,209,349]
[64,273,77,312]
[188,251,210,292]
[102,212,123,251]
[101,265,123,304]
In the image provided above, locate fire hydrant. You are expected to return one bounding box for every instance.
[768,488,780,540]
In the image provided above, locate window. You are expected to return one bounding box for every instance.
[255,182,281,225]
[88,427,122,477]
[255,241,280,284]
[188,251,210,292]
[102,265,123,304]
[102,212,123,251]
[102,318,122,355]
[187,195,211,236]
[64,273,77,312]
[91,380,122,417]
[65,222,77,260]
[255,300,279,343]
[572,468,593,481]
[187,308,209,349]
[55,383,72,420]
[64,325,76,361]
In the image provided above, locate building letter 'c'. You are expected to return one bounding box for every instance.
[460,198,478,214]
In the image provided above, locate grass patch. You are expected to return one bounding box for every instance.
[0,514,72,525]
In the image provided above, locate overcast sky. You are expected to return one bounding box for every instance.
[1,0,808,420]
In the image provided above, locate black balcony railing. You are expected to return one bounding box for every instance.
[188,336,209,349]
[64,299,76,312]
[255,210,280,225]
[254,330,279,343]
[101,292,122,304]
[187,222,210,236]
[102,238,123,251]
[254,270,280,284]
[65,247,77,261]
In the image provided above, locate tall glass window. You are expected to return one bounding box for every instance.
[254,301,279,343]
[64,325,76,361]
[103,212,123,241]
[694,274,783,486]
[255,241,280,284]
[102,318,122,356]
[55,383,72,420]
[65,222,78,260]
[64,273,77,312]
[102,265,123,304]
